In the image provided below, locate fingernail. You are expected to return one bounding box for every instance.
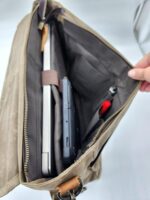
[128,70,135,77]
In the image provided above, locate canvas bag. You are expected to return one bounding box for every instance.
[0,0,141,199]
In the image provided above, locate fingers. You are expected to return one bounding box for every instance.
[128,66,150,82]
[135,53,150,68]
[128,53,150,92]
[140,81,150,92]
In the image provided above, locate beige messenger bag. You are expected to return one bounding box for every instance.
[0,0,140,199]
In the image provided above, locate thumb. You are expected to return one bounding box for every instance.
[128,66,150,82]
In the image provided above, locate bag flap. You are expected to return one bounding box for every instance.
[0,8,37,197]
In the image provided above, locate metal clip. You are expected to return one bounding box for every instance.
[38,0,49,30]
[109,86,117,96]
[39,0,48,21]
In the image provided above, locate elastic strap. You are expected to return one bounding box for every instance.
[42,69,59,87]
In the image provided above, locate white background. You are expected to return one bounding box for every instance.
[0,0,150,200]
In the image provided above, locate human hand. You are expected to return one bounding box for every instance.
[128,53,150,92]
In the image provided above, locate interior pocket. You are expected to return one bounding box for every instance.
[57,18,138,148]
[51,85,63,174]
[69,54,113,142]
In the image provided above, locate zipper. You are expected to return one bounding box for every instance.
[23,6,39,181]
[23,6,64,181]
[24,89,30,181]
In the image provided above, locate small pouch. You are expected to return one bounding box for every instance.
[51,85,64,174]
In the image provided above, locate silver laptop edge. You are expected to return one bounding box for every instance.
[42,24,52,176]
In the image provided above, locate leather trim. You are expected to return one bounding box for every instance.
[57,176,80,195]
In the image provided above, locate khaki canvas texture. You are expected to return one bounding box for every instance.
[0,12,33,197]
[0,0,141,198]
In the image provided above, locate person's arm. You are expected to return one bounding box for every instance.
[128,53,150,92]
[133,0,150,55]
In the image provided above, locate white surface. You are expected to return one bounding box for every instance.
[0,0,150,200]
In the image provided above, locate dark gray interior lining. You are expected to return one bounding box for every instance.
[57,19,138,142]
[24,10,138,181]
[25,12,43,181]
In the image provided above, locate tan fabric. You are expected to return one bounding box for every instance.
[0,175,19,197]
[0,9,35,198]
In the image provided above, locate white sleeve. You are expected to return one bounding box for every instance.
[133,0,150,54]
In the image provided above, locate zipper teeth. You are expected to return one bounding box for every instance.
[24,90,30,182]
[22,4,40,183]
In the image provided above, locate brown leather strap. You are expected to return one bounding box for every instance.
[41,24,49,51]
[42,69,59,86]
[57,176,81,196]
